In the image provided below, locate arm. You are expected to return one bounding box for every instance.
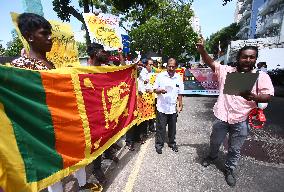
[153,75,167,94]
[196,37,216,72]
[177,95,183,112]
[241,73,274,103]
[240,91,272,103]
[154,89,167,94]
[118,48,126,66]
[177,76,184,112]
[139,68,149,83]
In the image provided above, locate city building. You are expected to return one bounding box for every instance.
[255,0,284,43]
[234,0,244,23]
[228,0,284,70]
[235,0,265,40]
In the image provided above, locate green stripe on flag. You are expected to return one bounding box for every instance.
[0,66,63,182]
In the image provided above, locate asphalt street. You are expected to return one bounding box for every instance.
[100,96,284,192]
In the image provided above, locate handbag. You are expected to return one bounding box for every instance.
[248,74,266,129]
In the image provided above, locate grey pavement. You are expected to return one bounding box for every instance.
[101,96,284,192]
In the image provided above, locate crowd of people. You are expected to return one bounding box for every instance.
[1,12,275,191]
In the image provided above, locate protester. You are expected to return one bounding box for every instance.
[140,58,154,83]
[153,60,158,68]
[86,42,121,186]
[9,12,72,192]
[110,48,126,66]
[137,59,144,68]
[87,42,121,162]
[126,64,145,150]
[11,13,54,70]
[146,59,157,132]
[257,62,267,73]
[87,43,109,67]
[139,58,157,135]
[118,47,126,65]
[196,38,274,187]
[153,58,184,154]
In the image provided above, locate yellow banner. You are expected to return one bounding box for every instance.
[10,12,80,68]
[47,20,80,68]
[83,13,122,51]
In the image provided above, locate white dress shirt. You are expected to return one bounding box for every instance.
[139,67,154,93]
[153,71,184,114]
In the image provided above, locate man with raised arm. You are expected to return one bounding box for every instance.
[196,38,274,187]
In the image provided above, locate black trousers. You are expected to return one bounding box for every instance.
[155,112,177,150]
[93,155,102,170]
[126,125,139,144]
[126,121,148,144]
[148,118,155,131]
[148,98,157,132]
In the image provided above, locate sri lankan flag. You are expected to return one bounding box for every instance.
[0,65,137,192]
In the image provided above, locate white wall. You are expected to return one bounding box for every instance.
[79,57,89,66]
[257,47,284,70]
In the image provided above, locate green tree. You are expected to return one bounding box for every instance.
[52,0,198,61]
[129,2,198,62]
[52,0,92,46]
[118,0,194,30]
[5,30,24,57]
[76,41,87,57]
[0,42,5,56]
[222,0,233,6]
[52,0,188,42]
[52,0,158,46]
[205,23,240,58]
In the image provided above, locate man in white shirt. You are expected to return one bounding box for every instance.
[139,59,156,133]
[139,58,154,88]
[153,58,184,154]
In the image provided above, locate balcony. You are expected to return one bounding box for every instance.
[239,16,250,28]
[266,12,282,29]
[236,25,250,39]
[256,11,283,35]
[243,9,252,19]
[259,0,284,16]
[238,9,252,24]
[256,23,265,35]
[239,3,252,14]
[243,0,252,6]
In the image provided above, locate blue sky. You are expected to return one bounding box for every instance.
[0,0,82,48]
[0,0,236,48]
[192,0,237,38]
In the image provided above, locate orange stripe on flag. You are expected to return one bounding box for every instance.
[41,72,86,168]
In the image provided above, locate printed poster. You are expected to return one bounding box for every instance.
[83,13,123,51]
